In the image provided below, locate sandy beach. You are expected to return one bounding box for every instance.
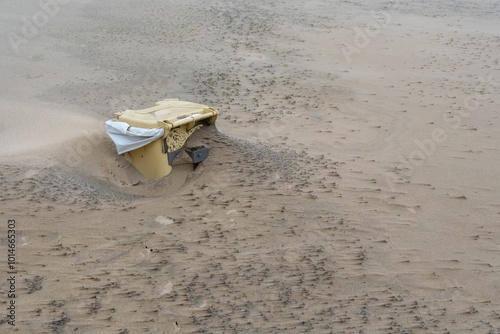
[1,0,499,332]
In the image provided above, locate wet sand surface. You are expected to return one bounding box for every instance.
[0,0,499,333]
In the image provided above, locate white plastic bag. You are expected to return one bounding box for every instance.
[105,120,165,154]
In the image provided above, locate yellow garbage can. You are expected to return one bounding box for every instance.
[105,99,219,179]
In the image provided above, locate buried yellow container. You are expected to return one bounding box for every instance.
[105,99,219,179]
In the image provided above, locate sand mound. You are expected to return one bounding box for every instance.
[2,118,318,213]
[0,101,103,157]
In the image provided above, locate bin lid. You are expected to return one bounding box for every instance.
[115,99,217,128]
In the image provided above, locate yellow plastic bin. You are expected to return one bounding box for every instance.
[105,99,219,179]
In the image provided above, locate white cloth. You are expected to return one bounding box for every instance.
[105,120,165,154]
